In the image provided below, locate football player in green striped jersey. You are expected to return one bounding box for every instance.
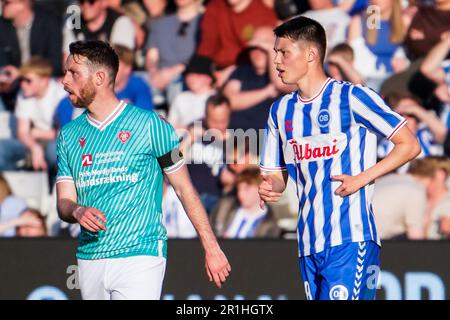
[56,40,231,300]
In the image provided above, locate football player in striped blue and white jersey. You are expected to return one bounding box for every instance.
[56,40,231,300]
[259,16,421,300]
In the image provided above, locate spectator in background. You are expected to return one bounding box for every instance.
[63,0,135,59]
[210,167,281,238]
[326,43,365,84]
[114,45,153,110]
[183,93,231,214]
[421,32,450,118]
[168,55,216,130]
[220,139,259,194]
[347,0,409,90]
[1,58,66,171]
[0,173,27,237]
[223,27,280,131]
[197,0,278,87]
[14,208,47,237]
[0,0,62,110]
[162,180,197,238]
[53,97,84,130]
[377,93,445,172]
[403,0,450,61]
[372,166,428,240]
[335,0,368,16]
[406,157,450,240]
[302,0,351,53]
[14,57,66,177]
[145,0,203,109]
[120,1,149,50]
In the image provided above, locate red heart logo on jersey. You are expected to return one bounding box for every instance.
[79,137,86,148]
[118,132,131,143]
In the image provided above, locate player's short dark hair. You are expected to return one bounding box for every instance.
[274,16,327,64]
[69,40,119,85]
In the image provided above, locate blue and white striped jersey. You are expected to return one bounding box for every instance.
[260,78,406,257]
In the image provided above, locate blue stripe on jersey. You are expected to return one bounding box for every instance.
[339,84,351,132]
[368,204,378,241]
[319,82,334,134]
[358,127,371,238]
[284,96,296,180]
[322,158,333,249]
[306,162,318,254]
[297,163,307,256]
[339,85,352,241]
[302,103,313,137]
[271,98,282,129]
[340,131,353,241]
[353,111,386,137]
[351,86,401,128]
[302,103,317,254]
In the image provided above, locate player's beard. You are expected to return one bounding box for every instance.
[72,80,96,108]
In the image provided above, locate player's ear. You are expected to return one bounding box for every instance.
[94,70,106,87]
[308,45,320,63]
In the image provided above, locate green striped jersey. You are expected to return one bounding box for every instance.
[56,101,183,260]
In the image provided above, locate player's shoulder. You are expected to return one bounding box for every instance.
[125,104,168,124]
[271,91,297,111]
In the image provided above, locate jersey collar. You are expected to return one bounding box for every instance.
[297,77,332,104]
[86,100,126,131]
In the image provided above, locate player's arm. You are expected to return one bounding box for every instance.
[334,85,422,196]
[333,125,421,196]
[56,182,107,232]
[164,162,231,289]
[258,100,288,204]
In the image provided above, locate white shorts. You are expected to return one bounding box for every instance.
[78,255,166,300]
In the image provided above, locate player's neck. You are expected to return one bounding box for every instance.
[296,71,329,101]
[87,93,121,122]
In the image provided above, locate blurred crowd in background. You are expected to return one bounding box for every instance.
[0,0,450,241]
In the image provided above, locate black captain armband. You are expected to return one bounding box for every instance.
[157,147,184,170]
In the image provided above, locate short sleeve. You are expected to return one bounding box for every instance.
[56,130,74,184]
[349,85,407,140]
[259,102,286,172]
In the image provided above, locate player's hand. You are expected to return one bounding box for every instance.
[73,206,107,232]
[332,174,367,197]
[205,246,231,289]
[259,174,282,208]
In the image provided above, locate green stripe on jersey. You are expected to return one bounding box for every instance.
[56,103,179,259]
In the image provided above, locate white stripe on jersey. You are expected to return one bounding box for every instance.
[260,78,404,257]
